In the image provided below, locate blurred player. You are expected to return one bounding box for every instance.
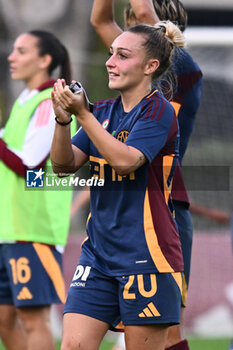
[51,21,185,350]
[91,1,203,350]
[70,189,90,220]
[0,30,75,350]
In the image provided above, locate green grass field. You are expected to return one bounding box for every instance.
[188,337,231,350]
[62,337,231,350]
[99,337,231,350]
[1,337,231,349]
[96,337,232,350]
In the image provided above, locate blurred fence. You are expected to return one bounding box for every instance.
[183,29,233,232]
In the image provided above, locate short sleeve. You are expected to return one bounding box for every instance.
[71,126,90,155]
[125,99,176,162]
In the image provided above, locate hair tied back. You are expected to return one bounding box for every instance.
[154,20,186,48]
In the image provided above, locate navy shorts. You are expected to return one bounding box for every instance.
[174,201,193,307]
[0,242,65,307]
[64,261,182,329]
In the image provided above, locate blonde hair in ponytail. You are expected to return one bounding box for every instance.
[154,20,186,48]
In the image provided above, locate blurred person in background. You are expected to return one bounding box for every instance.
[70,189,90,220]
[51,20,185,350]
[91,1,203,350]
[0,30,75,350]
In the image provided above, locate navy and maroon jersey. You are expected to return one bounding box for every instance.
[170,48,203,204]
[170,47,203,163]
[72,89,183,276]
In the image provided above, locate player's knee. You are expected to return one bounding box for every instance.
[61,336,95,350]
[61,338,82,350]
[17,306,51,334]
[61,339,74,350]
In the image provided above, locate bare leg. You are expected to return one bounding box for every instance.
[166,308,186,348]
[125,324,168,350]
[0,305,27,350]
[61,313,110,350]
[17,305,55,350]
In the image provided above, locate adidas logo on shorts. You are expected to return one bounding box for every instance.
[17,287,33,300]
[138,302,160,318]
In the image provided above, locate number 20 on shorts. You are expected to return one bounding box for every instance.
[124,274,157,299]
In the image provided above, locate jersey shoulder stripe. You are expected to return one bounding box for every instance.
[155,99,166,121]
[94,97,117,111]
[140,92,174,122]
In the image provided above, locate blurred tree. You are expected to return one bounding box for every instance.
[87,0,127,101]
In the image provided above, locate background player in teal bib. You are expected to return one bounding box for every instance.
[51,21,185,350]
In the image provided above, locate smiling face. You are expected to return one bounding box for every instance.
[105,31,157,94]
[8,33,49,86]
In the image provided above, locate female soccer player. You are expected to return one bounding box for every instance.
[91,1,203,350]
[0,30,74,350]
[51,21,185,350]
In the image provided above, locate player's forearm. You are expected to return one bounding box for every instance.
[76,111,145,176]
[90,0,122,48]
[91,0,114,25]
[189,202,231,223]
[130,0,160,24]
[50,124,76,176]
